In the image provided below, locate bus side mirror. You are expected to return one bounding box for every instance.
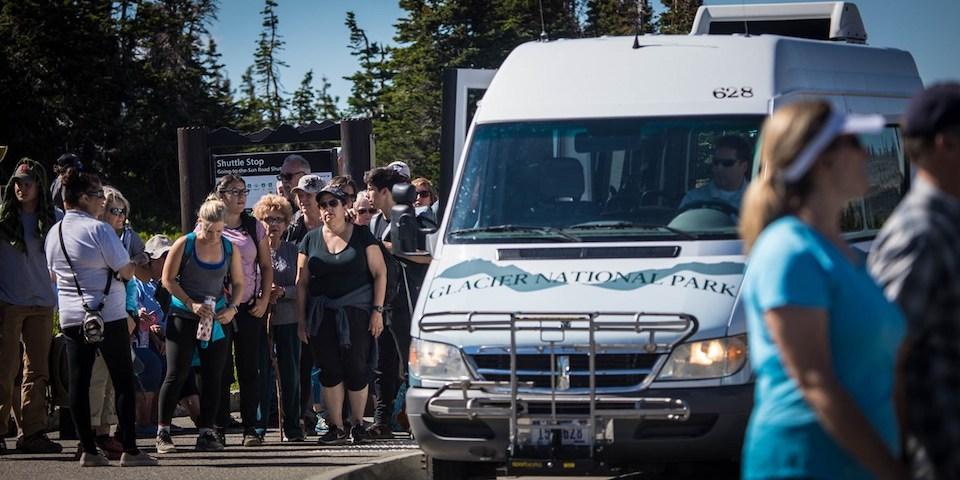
[390,183,438,256]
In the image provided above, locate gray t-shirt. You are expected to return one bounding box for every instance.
[46,210,131,327]
[0,212,57,307]
[270,240,299,326]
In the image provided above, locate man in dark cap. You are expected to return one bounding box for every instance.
[0,158,61,454]
[869,83,960,479]
[50,153,83,214]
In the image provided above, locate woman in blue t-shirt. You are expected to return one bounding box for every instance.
[738,100,908,479]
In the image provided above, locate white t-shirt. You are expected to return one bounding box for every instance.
[46,210,130,327]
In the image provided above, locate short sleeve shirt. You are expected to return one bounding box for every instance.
[740,216,905,479]
[217,219,266,303]
[299,226,377,299]
[0,212,56,307]
[46,210,131,327]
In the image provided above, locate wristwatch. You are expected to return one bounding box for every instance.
[372,305,384,313]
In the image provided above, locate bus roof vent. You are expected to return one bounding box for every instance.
[691,2,867,44]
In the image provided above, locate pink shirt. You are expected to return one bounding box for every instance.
[196,220,266,303]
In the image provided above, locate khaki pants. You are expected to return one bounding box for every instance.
[89,354,117,428]
[0,303,54,437]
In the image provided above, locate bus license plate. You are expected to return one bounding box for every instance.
[526,423,589,446]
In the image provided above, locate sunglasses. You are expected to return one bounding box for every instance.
[318,198,341,209]
[277,172,308,181]
[264,216,287,225]
[108,207,127,216]
[416,190,432,198]
[220,188,250,197]
[712,157,740,168]
[355,208,376,215]
[85,189,106,199]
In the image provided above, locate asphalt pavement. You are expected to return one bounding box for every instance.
[0,417,421,480]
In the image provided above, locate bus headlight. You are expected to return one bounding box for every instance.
[409,338,472,381]
[657,334,748,380]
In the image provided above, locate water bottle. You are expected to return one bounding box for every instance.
[197,296,215,341]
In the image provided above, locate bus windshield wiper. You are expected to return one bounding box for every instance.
[448,225,581,242]
[566,221,697,240]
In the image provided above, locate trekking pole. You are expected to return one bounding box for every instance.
[266,304,284,442]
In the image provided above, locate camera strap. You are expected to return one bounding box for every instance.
[57,221,113,313]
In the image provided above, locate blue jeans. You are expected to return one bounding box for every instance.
[272,323,302,437]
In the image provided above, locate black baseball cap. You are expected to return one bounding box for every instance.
[55,153,83,171]
[902,83,960,138]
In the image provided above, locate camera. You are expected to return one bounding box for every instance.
[82,309,105,344]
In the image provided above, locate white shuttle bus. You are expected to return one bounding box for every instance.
[398,2,922,477]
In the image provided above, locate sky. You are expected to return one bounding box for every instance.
[211,0,960,113]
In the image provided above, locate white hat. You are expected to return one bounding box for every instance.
[387,161,411,180]
[781,108,885,183]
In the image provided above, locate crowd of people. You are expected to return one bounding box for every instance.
[0,150,438,466]
[0,83,958,478]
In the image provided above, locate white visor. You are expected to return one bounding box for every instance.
[781,110,885,183]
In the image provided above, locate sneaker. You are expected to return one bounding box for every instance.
[120,450,159,467]
[80,451,110,467]
[214,427,227,447]
[0,438,6,455]
[317,426,347,446]
[94,434,123,460]
[17,432,64,454]
[315,416,329,435]
[365,423,395,440]
[196,431,224,451]
[242,433,262,447]
[155,430,177,454]
[349,423,366,444]
[282,432,306,442]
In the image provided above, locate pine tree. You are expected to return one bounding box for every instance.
[315,75,341,120]
[253,0,287,125]
[203,38,237,125]
[237,65,267,132]
[344,11,391,118]
[584,0,653,37]
[290,69,318,124]
[657,0,702,34]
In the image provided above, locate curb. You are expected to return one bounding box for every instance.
[307,451,423,480]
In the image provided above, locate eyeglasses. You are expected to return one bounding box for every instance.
[277,172,308,182]
[318,199,341,210]
[85,189,105,199]
[416,190,432,198]
[355,208,376,215]
[712,157,740,168]
[108,207,127,216]
[264,216,287,225]
[220,188,250,197]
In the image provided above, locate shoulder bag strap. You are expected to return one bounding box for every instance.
[58,222,112,312]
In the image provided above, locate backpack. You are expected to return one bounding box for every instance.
[238,211,260,242]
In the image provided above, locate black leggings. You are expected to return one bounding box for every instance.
[157,314,229,428]
[63,319,138,455]
[311,307,372,391]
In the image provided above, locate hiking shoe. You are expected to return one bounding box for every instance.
[214,427,227,447]
[317,426,347,446]
[120,450,159,466]
[349,423,366,444]
[17,432,64,454]
[365,423,395,440]
[155,430,177,454]
[196,431,224,451]
[242,433,262,447]
[80,451,110,467]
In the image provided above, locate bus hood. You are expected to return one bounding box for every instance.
[414,245,746,349]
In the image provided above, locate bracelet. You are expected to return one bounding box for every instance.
[372,305,384,313]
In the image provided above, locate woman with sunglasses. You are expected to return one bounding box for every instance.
[296,184,386,445]
[738,100,907,479]
[352,191,375,226]
[411,177,437,209]
[45,170,157,467]
[211,175,273,447]
[252,194,304,442]
[102,187,148,267]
